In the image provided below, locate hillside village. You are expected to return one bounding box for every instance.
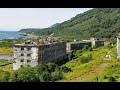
[13,37,105,70]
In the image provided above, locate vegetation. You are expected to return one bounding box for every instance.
[58,44,116,82]
[0,48,13,54]
[0,60,12,67]
[0,39,24,48]
[20,8,120,41]
[0,62,71,82]
[0,44,120,82]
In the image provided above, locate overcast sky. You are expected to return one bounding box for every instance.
[0,8,92,31]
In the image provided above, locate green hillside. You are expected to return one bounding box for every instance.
[19,8,120,40]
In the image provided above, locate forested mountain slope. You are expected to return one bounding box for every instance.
[19,8,120,40]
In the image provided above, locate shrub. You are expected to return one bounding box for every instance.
[61,66,72,73]
[51,70,63,81]
[10,66,39,82]
[40,71,52,82]
[108,76,116,82]
[0,71,10,82]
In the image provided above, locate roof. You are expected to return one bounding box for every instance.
[67,41,91,44]
[15,41,65,47]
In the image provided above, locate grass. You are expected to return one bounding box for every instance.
[97,62,120,82]
[0,48,13,54]
[0,60,13,72]
[0,60,12,66]
[58,45,117,82]
[0,64,13,72]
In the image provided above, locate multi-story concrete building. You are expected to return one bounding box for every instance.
[82,38,104,48]
[13,38,66,70]
[117,34,120,59]
[66,41,92,51]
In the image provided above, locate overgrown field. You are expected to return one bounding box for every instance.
[0,48,13,54]
[59,45,117,82]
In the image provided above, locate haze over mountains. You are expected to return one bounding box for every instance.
[19,8,120,40]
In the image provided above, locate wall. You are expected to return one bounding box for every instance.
[66,42,92,51]
[13,46,38,70]
[38,42,66,63]
[117,38,120,59]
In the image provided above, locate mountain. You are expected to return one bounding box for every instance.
[19,28,42,33]
[19,8,120,40]
[50,23,60,28]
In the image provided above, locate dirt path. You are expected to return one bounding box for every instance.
[68,63,110,82]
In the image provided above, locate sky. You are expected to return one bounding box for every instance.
[0,8,92,31]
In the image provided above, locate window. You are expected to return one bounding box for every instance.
[27,60,31,63]
[27,53,31,57]
[21,54,24,56]
[21,48,24,50]
[20,65,23,67]
[20,59,24,62]
[27,48,31,51]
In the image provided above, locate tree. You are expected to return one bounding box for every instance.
[10,66,39,82]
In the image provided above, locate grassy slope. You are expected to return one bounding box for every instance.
[59,45,117,82]
[0,48,13,54]
[0,60,13,72]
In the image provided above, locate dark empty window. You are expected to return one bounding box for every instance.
[27,48,31,51]
[21,54,24,56]
[27,53,31,57]
[21,59,24,62]
[27,60,31,63]
[21,48,24,50]
[21,65,23,67]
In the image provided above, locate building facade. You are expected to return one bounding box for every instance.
[13,39,66,70]
[117,34,120,59]
[66,41,92,51]
[82,38,104,48]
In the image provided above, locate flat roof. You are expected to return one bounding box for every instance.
[15,41,65,47]
[67,41,92,44]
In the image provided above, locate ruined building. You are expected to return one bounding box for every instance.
[66,41,92,51]
[82,38,104,48]
[117,34,120,59]
[13,38,66,70]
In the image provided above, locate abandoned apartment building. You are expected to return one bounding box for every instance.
[13,38,66,70]
[66,41,92,51]
[82,38,104,48]
[117,33,120,59]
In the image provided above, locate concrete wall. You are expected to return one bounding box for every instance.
[66,42,92,51]
[39,42,66,63]
[117,38,120,59]
[13,42,66,70]
[95,41,104,48]
[13,46,38,70]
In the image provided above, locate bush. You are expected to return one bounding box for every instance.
[61,66,72,73]
[34,63,63,82]
[47,62,58,72]
[80,54,92,64]
[10,66,39,82]
[34,64,49,75]
[51,70,63,81]
[108,76,116,82]
[40,71,52,82]
[82,45,89,51]
[0,71,10,82]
